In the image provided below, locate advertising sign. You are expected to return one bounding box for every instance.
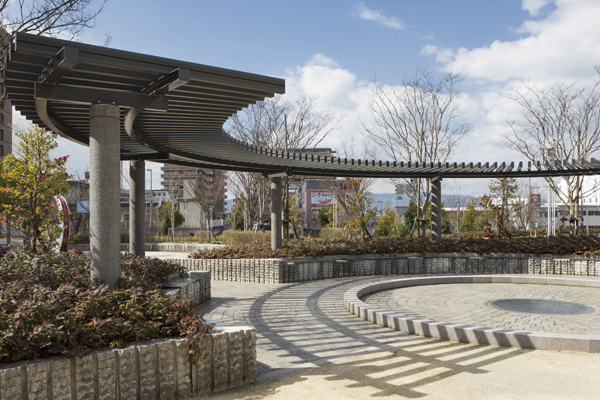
[530,193,541,206]
[393,194,410,208]
[311,192,337,207]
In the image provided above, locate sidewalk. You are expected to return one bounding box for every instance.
[202,337,600,399]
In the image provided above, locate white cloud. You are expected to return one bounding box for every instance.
[419,44,455,64]
[285,53,360,111]
[353,2,406,30]
[522,0,553,16]
[422,0,600,85]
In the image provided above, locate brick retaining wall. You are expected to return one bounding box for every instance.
[0,326,256,399]
[177,253,600,283]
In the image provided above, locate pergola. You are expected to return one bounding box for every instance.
[6,33,600,286]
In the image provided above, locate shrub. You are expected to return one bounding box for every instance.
[221,230,269,246]
[188,235,600,259]
[68,233,90,244]
[320,228,345,240]
[0,251,212,364]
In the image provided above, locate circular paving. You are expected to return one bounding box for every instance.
[344,275,600,351]
[362,282,600,334]
[485,298,595,315]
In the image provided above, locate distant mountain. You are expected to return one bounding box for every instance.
[372,192,477,211]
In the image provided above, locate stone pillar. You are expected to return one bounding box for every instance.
[431,179,442,243]
[270,177,282,250]
[129,160,145,257]
[89,102,121,287]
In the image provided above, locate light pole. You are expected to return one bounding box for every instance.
[546,148,556,236]
[147,169,153,237]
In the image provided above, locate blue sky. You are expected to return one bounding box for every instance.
[15,0,600,196]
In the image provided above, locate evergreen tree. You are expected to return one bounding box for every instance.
[159,202,185,236]
[226,202,244,231]
[0,125,72,252]
[460,199,483,232]
[317,205,333,227]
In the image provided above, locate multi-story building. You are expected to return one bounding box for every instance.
[299,179,336,231]
[393,184,413,218]
[160,165,226,236]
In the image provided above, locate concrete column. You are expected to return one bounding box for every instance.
[270,177,282,250]
[89,102,121,287]
[129,160,145,257]
[431,179,442,243]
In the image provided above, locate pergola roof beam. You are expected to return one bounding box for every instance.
[7,32,600,180]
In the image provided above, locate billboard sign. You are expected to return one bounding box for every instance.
[393,194,410,208]
[311,192,337,207]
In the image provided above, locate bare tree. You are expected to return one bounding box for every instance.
[0,0,105,39]
[512,182,540,230]
[504,74,600,231]
[329,139,377,238]
[62,173,89,234]
[228,94,342,237]
[161,173,184,242]
[228,171,270,232]
[363,68,471,236]
[188,169,227,240]
[445,180,472,233]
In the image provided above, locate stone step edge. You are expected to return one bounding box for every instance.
[344,275,600,353]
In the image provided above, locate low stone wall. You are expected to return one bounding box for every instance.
[344,275,600,352]
[0,326,257,399]
[178,253,600,283]
[162,271,211,304]
[69,243,225,252]
[178,258,285,283]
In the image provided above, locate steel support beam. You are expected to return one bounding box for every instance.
[35,82,168,111]
[431,178,442,243]
[271,177,283,250]
[38,47,79,84]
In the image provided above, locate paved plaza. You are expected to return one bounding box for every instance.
[146,254,600,397]
[196,276,407,377]
[193,273,600,399]
[195,274,600,377]
[363,282,600,335]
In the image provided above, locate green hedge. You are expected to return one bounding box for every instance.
[0,251,213,364]
[189,235,600,259]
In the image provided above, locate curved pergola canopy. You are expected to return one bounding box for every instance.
[6,33,600,180]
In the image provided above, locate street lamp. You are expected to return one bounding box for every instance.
[147,169,153,236]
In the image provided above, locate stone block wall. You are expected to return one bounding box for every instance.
[177,258,284,283]
[162,271,211,304]
[178,253,600,284]
[0,326,256,399]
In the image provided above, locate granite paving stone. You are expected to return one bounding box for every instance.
[195,274,600,378]
[363,282,600,334]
